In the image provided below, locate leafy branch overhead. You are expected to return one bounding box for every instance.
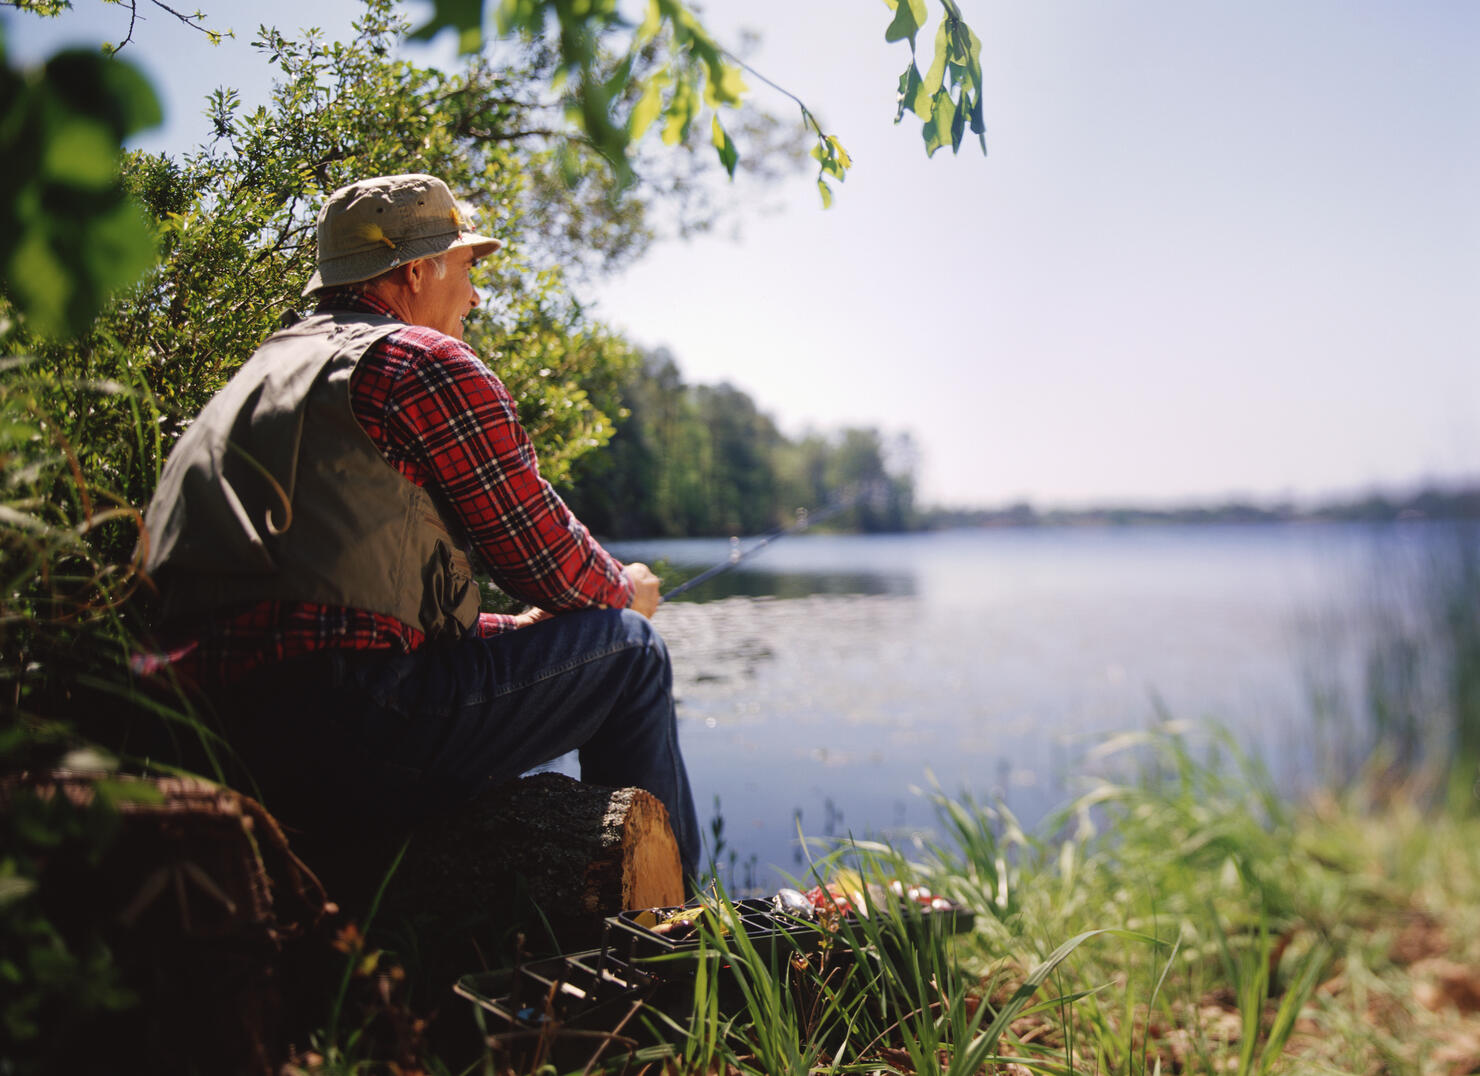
[886,0,986,157]
[0,0,984,338]
[410,0,986,206]
[1,0,234,53]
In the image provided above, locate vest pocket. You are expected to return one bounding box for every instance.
[419,537,477,639]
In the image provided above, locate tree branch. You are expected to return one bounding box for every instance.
[68,0,235,54]
[459,126,563,143]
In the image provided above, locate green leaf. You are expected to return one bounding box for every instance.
[952,15,983,81]
[89,50,163,136]
[0,47,160,336]
[922,86,956,157]
[710,114,738,178]
[829,135,853,172]
[628,76,665,141]
[41,117,116,189]
[969,88,986,136]
[44,50,161,140]
[817,177,834,209]
[923,16,950,95]
[950,88,967,151]
[884,0,928,47]
[810,137,848,181]
[556,141,583,186]
[407,0,485,52]
[704,61,747,107]
[0,874,37,910]
[661,79,698,146]
[598,48,637,102]
[895,62,924,123]
[496,0,541,34]
[6,232,73,336]
[635,0,663,44]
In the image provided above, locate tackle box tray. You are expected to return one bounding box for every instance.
[455,949,660,1031]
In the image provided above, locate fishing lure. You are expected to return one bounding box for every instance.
[771,887,816,920]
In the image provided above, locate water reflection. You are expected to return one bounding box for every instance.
[669,568,914,601]
[602,525,1393,892]
[608,534,917,602]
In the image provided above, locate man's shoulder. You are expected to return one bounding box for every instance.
[367,326,508,401]
[385,323,480,360]
[258,310,400,354]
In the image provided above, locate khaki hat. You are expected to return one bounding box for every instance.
[303,173,503,295]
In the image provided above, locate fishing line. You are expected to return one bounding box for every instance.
[658,488,868,603]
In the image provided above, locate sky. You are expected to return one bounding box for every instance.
[8,1,1478,509]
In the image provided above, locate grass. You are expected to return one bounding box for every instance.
[415,721,1480,1075]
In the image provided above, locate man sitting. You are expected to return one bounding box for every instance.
[140,173,700,881]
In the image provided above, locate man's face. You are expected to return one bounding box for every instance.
[411,246,480,340]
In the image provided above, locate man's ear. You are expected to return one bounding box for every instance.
[400,260,424,294]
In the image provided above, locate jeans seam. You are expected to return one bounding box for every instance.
[483,636,653,705]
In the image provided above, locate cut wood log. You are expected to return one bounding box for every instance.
[377,772,685,931]
[285,770,686,1059]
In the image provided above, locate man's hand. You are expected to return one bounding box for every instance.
[624,562,661,618]
[511,606,554,629]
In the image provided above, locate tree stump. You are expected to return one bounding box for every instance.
[0,771,332,1076]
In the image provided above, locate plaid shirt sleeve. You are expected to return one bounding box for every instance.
[366,324,635,624]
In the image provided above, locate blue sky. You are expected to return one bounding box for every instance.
[9,1,1478,508]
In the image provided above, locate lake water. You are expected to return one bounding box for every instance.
[582,522,1437,890]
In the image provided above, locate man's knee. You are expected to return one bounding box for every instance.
[605,606,663,660]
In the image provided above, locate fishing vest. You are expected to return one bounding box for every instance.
[143,312,480,640]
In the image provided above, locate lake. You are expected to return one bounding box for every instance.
[579,522,1440,890]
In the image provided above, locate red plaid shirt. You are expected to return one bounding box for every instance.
[142,290,633,686]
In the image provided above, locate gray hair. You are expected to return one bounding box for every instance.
[346,252,447,294]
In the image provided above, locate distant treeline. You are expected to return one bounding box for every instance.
[563,349,1477,538]
[920,485,1480,530]
[564,350,916,538]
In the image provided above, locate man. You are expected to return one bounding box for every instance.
[141,173,700,880]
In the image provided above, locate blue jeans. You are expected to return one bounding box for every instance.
[225,608,701,882]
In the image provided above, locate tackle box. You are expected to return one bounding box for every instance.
[456,890,977,1056]
[604,897,823,964]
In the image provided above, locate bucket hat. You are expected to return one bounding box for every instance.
[303,173,503,295]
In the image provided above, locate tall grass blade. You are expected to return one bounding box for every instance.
[1256,942,1330,1075]
[326,836,410,1054]
[954,928,1117,1072]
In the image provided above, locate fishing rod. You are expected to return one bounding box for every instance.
[659,488,868,603]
